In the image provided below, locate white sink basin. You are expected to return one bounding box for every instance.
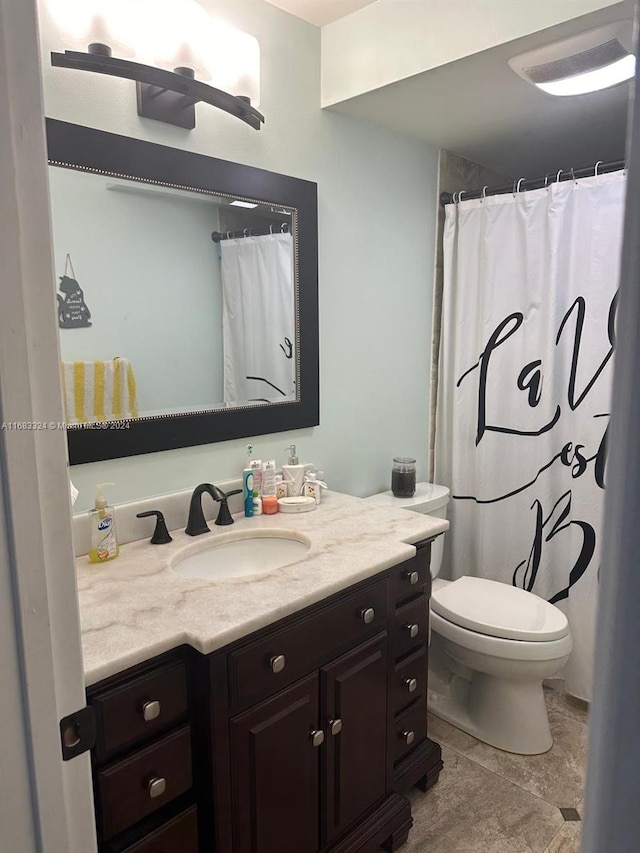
[171,530,311,580]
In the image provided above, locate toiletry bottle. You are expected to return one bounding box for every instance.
[253,492,263,515]
[303,472,321,505]
[243,468,255,517]
[275,475,288,499]
[282,444,306,496]
[88,482,119,563]
[247,444,263,495]
[262,460,277,496]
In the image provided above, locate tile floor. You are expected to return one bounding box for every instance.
[404,687,589,852]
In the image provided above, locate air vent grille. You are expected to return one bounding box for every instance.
[524,39,628,84]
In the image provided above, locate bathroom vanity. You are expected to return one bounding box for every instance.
[76,493,447,853]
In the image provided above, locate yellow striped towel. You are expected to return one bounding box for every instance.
[61,358,138,424]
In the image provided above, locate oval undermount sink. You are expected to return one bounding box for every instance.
[171,530,311,580]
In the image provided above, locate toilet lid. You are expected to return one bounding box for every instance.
[431,577,569,641]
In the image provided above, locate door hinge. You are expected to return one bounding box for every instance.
[59,705,96,761]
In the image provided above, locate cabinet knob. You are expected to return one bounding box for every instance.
[407,571,419,585]
[329,719,343,736]
[270,655,286,673]
[142,700,161,722]
[147,777,167,799]
[405,623,420,638]
[405,677,418,693]
[311,729,325,747]
[402,730,415,746]
[361,607,375,624]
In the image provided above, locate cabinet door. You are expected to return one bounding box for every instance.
[323,632,388,843]
[230,673,320,853]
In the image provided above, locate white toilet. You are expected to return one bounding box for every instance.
[366,483,572,755]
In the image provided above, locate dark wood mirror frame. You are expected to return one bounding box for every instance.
[46,119,319,465]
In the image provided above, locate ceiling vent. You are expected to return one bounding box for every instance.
[510,22,635,96]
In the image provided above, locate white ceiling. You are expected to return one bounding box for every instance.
[328,2,634,177]
[264,0,377,26]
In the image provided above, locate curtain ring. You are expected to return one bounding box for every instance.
[594,160,603,176]
[452,191,458,203]
[481,185,488,201]
[570,167,577,184]
[227,231,232,239]
[458,191,466,203]
[269,224,273,234]
[243,229,249,237]
[544,173,551,187]
[281,222,287,232]
[556,170,563,183]
[516,178,525,193]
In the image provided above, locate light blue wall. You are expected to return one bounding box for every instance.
[39,0,439,512]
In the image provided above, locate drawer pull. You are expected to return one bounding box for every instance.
[361,607,375,624]
[270,655,286,673]
[142,700,161,722]
[147,777,167,799]
[405,677,418,693]
[402,730,415,746]
[311,729,325,747]
[407,571,419,585]
[405,623,420,638]
[329,719,343,736]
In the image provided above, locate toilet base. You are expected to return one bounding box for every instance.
[428,672,553,755]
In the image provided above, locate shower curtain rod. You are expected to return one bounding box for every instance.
[211,223,289,242]
[440,158,625,205]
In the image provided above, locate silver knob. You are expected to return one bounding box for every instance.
[405,623,419,638]
[311,729,325,747]
[407,571,419,585]
[270,655,286,673]
[361,608,375,624]
[330,719,343,736]
[142,700,161,722]
[402,730,415,745]
[405,677,418,693]
[148,777,167,799]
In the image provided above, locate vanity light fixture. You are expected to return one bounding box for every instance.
[48,0,263,130]
[509,22,636,97]
[230,200,259,208]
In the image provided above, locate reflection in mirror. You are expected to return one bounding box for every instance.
[48,167,297,425]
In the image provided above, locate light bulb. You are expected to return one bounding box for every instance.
[48,0,135,56]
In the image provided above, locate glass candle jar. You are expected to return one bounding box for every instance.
[391,457,416,498]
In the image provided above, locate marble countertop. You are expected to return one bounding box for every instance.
[76,491,448,687]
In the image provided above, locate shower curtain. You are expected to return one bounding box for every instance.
[220,232,295,405]
[435,172,626,700]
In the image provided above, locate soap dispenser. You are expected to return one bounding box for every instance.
[282,444,306,496]
[88,483,119,563]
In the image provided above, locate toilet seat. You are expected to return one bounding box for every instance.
[431,576,569,642]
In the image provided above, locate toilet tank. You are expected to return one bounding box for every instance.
[365,483,449,578]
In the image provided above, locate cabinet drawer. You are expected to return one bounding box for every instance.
[92,662,188,760]
[230,579,388,708]
[121,806,198,853]
[392,645,427,715]
[393,698,427,764]
[392,596,428,658]
[389,548,431,605]
[97,726,192,840]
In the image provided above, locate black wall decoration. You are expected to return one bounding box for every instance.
[57,254,92,328]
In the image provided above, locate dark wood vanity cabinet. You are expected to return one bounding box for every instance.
[86,538,442,853]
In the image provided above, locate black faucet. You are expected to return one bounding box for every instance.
[185,484,242,535]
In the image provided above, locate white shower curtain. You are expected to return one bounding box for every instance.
[436,172,626,701]
[220,232,295,405]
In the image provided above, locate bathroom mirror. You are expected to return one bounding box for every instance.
[46,119,318,464]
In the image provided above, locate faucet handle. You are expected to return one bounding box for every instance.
[215,489,242,527]
[136,510,172,545]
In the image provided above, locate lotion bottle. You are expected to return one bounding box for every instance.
[282,444,306,496]
[88,482,119,563]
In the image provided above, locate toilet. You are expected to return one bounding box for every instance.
[366,483,572,755]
